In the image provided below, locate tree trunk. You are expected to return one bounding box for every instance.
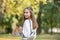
[37,1,43,34]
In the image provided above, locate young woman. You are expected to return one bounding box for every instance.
[22,7,38,40]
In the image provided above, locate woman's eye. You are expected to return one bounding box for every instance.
[26,12,28,13]
[24,12,25,13]
[24,12,28,13]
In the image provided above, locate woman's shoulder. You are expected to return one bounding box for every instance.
[25,19,29,22]
[24,19,30,24]
[24,19,32,25]
[25,19,32,23]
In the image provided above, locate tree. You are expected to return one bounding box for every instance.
[37,1,44,34]
[41,0,60,34]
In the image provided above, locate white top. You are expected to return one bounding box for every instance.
[23,19,36,38]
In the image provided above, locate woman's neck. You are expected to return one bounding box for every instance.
[25,17,31,20]
[28,17,31,19]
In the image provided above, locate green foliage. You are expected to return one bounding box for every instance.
[41,1,60,28]
[3,0,40,26]
[0,0,40,33]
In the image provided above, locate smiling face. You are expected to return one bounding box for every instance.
[24,9,31,19]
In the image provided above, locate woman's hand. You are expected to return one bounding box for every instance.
[19,26,23,33]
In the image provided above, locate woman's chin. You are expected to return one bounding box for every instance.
[25,18,28,19]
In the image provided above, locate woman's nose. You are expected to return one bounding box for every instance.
[24,13,27,16]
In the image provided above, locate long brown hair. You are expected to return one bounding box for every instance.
[23,7,38,29]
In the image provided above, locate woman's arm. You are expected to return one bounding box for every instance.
[23,20,31,37]
[19,27,23,33]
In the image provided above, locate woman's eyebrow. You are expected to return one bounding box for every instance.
[24,12,28,13]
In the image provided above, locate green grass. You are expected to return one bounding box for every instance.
[0,34,60,40]
[36,34,60,40]
[0,34,22,40]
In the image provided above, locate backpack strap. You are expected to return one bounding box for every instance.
[29,20,32,35]
[29,20,35,35]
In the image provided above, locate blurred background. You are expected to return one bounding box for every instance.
[0,0,60,40]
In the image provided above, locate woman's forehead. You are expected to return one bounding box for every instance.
[24,9,30,12]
